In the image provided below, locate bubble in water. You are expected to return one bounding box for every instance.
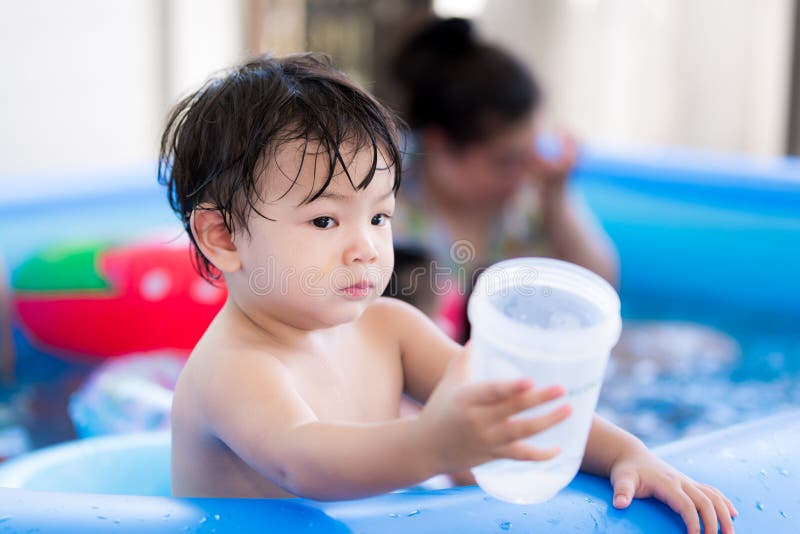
[199,517,208,524]
[407,510,420,517]
[548,311,581,330]
[777,468,789,476]
[388,513,399,519]
[756,502,765,511]
[499,521,512,530]
[213,514,221,521]
[780,510,789,518]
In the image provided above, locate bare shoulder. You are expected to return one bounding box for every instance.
[177,338,292,428]
[361,297,456,351]
[361,296,432,332]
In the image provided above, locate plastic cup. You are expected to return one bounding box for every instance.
[467,257,621,504]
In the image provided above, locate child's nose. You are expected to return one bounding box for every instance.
[343,229,379,265]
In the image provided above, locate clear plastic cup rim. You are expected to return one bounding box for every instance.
[467,257,622,360]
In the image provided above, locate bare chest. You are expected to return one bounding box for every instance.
[286,344,403,422]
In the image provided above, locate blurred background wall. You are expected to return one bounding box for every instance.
[1,0,797,185]
[479,0,796,156]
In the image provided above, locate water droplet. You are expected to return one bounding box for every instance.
[778,468,789,476]
[388,513,399,519]
[584,497,593,503]
[499,521,512,531]
[756,501,765,511]
[213,514,221,521]
[407,510,420,517]
[780,510,789,519]
[199,517,208,524]
[759,469,767,476]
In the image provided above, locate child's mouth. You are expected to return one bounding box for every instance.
[340,281,374,298]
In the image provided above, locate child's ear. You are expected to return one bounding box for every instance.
[190,207,241,273]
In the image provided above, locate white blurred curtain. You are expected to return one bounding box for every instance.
[0,0,244,179]
[479,0,795,156]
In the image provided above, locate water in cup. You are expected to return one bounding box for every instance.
[467,258,621,504]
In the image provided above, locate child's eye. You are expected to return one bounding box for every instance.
[371,213,391,226]
[311,216,336,229]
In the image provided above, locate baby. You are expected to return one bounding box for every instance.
[161,54,735,534]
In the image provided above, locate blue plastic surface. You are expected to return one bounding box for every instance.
[573,147,800,319]
[0,410,798,532]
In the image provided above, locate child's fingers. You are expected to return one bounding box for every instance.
[489,385,565,419]
[683,484,718,534]
[610,470,637,509]
[460,378,534,405]
[698,486,735,534]
[699,483,738,518]
[495,441,561,462]
[494,405,571,444]
[653,486,701,534]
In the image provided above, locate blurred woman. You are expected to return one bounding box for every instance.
[390,17,618,340]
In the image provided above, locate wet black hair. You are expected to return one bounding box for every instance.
[159,53,403,282]
[393,17,541,146]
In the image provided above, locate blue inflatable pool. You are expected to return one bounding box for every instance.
[0,410,797,533]
[0,147,798,532]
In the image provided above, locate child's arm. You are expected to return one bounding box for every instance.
[581,415,737,534]
[200,346,569,501]
[384,299,737,533]
[532,133,619,285]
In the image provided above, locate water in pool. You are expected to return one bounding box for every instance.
[599,296,800,446]
[1,290,798,454]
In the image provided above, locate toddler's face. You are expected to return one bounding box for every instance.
[230,140,396,328]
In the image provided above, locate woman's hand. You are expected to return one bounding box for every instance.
[610,448,738,534]
[529,132,579,194]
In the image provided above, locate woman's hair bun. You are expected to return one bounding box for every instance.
[415,17,476,58]
[393,17,476,89]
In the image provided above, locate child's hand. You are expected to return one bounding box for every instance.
[417,345,571,474]
[610,448,738,534]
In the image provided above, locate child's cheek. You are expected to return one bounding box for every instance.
[321,257,338,277]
